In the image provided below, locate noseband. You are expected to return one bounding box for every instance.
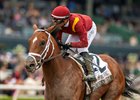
[28,29,55,71]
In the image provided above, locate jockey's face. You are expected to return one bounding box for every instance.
[52,17,69,28]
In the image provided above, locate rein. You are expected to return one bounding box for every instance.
[43,50,64,62]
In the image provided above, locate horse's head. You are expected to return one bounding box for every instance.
[25,24,57,73]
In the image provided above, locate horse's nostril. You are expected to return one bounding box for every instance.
[30,64,35,68]
[25,64,35,73]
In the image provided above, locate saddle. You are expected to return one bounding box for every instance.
[67,52,113,95]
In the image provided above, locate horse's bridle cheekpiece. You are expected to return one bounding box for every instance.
[27,29,55,72]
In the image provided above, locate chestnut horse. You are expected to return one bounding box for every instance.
[25,24,139,100]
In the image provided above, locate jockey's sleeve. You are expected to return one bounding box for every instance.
[71,23,88,48]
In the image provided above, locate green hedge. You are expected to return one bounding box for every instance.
[0,96,44,100]
[107,23,136,42]
[92,16,105,25]
[91,16,140,43]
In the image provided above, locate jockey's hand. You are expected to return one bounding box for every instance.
[63,43,72,50]
[57,40,63,46]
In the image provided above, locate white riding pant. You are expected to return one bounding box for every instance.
[65,21,97,54]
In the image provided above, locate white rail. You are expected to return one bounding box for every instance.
[0,84,45,90]
[0,84,45,100]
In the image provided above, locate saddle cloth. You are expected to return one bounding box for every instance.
[89,53,113,91]
[70,53,113,94]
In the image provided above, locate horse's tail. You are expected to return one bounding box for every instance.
[122,76,140,98]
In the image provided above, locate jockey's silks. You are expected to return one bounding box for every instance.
[56,13,93,48]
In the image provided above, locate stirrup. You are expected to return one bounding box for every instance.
[83,74,96,81]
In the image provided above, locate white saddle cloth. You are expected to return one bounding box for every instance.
[73,53,113,92]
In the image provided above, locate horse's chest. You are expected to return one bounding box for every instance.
[46,89,73,100]
[46,83,75,100]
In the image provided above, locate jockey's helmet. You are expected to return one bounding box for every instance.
[51,6,70,20]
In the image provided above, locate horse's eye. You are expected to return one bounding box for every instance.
[40,40,46,46]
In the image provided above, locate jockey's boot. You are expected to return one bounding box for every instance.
[80,52,96,81]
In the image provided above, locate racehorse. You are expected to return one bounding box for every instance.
[25,24,139,100]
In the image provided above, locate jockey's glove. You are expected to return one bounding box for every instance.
[57,40,62,46]
[63,43,72,50]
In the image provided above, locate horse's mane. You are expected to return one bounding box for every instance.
[39,26,60,40]
[39,26,65,52]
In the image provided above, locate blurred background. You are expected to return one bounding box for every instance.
[0,0,140,100]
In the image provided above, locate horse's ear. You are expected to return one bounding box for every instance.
[33,24,38,30]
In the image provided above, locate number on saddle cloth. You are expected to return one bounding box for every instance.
[74,53,109,76]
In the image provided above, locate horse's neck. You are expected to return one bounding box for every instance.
[42,55,81,84]
[42,54,84,99]
[42,55,68,82]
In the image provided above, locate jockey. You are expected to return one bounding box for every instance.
[51,6,97,81]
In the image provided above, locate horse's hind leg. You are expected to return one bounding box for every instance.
[89,92,102,100]
[102,93,121,100]
[101,81,124,100]
[90,85,109,100]
[102,75,125,99]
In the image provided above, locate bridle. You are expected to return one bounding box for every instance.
[28,29,55,72]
